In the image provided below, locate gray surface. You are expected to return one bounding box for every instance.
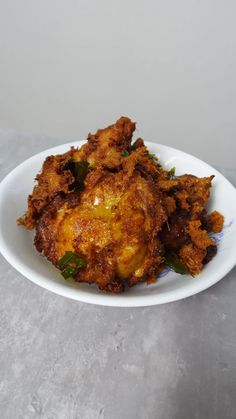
[0,131,236,419]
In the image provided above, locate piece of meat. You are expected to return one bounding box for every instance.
[17,117,136,230]
[176,175,214,216]
[157,174,214,216]
[209,210,224,233]
[18,116,223,292]
[179,243,207,275]
[160,213,218,273]
[17,149,77,229]
[176,217,218,275]
[73,116,136,169]
[35,169,167,292]
[187,220,215,250]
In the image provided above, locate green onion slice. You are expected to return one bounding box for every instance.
[58,251,87,279]
[147,152,156,160]
[58,251,75,270]
[74,161,90,190]
[121,150,129,157]
[61,266,77,279]
[18,212,27,221]
[168,167,176,178]
[165,251,188,275]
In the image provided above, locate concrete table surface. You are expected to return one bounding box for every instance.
[0,130,236,419]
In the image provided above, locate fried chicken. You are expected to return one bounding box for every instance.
[18,116,224,292]
[35,169,167,292]
[18,149,77,229]
[72,116,136,169]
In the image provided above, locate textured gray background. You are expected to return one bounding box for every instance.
[0,131,236,419]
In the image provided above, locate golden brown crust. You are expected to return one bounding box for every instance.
[209,210,224,233]
[158,174,214,216]
[35,169,167,291]
[18,116,223,292]
[179,244,206,276]
[74,116,136,169]
[187,220,215,250]
[17,149,77,229]
[176,175,214,216]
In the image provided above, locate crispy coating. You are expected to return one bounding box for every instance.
[73,116,136,169]
[187,220,215,250]
[209,210,224,233]
[17,149,77,229]
[179,220,216,274]
[158,172,222,275]
[17,117,136,229]
[179,244,206,276]
[157,174,214,216]
[35,169,167,292]
[18,116,224,292]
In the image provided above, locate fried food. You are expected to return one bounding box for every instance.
[35,170,167,292]
[73,116,136,169]
[209,210,224,233]
[19,149,77,229]
[18,116,224,292]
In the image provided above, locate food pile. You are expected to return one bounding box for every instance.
[18,117,224,293]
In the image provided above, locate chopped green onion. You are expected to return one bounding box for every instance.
[121,150,129,157]
[58,251,87,279]
[61,266,77,279]
[74,256,87,269]
[168,167,176,178]
[58,251,75,270]
[74,161,90,190]
[165,251,188,275]
[147,152,159,162]
[18,212,27,221]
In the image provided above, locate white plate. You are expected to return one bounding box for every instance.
[0,142,236,307]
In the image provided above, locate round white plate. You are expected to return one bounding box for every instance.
[0,142,236,307]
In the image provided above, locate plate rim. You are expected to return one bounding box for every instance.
[0,141,236,307]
